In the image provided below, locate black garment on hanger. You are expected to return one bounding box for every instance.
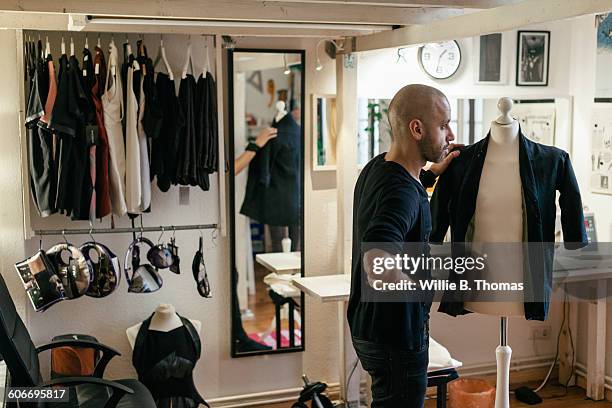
[132,313,209,408]
[152,73,184,192]
[204,73,218,174]
[37,40,49,107]
[240,113,301,226]
[193,72,218,191]
[25,40,55,217]
[121,42,137,132]
[176,74,198,187]
[194,74,210,191]
[138,41,163,143]
[51,54,92,219]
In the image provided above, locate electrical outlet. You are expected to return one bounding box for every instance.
[531,325,552,340]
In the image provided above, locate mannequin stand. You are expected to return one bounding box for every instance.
[495,317,511,408]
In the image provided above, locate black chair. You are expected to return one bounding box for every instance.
[0,273,156,408]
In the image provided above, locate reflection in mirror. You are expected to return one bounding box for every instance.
[357,97,569,167]
[230,50,305,356]
[313,95,337,170]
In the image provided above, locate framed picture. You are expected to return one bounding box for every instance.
[312,94,337,171]
[516,30,550,86]
[474,33,507,84]
[595,13,612,102]
[511,101,556,146]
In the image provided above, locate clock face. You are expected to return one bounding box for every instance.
[418,41,461,79]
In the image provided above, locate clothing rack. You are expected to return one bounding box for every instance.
[33,223,217,236]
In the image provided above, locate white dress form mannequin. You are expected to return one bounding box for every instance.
[274,100,288,122]
[126,304,202,349]
[464,97,523,408]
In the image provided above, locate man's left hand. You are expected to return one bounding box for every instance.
[429,144,464,176]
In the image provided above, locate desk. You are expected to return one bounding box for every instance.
[553,257,612,401]
[256,252,301,273]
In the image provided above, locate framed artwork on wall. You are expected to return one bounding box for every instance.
[516,30,550,86]
[595,13,612,102]
[511,101,556,146]
[474,33,507,84]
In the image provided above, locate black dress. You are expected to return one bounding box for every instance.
[153,73,184,191]
[132,314,209,408]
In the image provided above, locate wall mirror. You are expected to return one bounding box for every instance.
[228,49,305,357]
[312,94,338,170]
[357,96,573,167]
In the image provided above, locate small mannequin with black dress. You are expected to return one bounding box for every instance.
[126,304,209,408]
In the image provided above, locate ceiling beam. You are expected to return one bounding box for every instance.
[0,0,467,25]
[274,0,521,9]
[352,0,612,52]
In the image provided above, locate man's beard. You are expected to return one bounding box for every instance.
[419,134,447,163]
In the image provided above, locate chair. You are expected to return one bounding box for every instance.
[0,273,155,408]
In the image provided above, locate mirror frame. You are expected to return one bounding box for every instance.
[312,94,338,171]
[228,48,306,357]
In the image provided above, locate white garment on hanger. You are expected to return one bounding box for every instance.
[101,42,128,217]
[125,58,142,214]
[137,74,151,211]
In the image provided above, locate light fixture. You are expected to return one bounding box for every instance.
[86,16,387,33]
[315,39,343,72]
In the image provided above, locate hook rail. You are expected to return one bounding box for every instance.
[33,224,217,236]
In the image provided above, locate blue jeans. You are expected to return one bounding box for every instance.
[352,337,429,408]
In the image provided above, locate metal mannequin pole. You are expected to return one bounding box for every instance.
[496,316,511,408]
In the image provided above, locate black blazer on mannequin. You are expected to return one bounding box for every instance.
[430,129,588,321]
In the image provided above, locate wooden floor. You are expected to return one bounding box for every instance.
[242,262,278,333]
[257,383,612,407]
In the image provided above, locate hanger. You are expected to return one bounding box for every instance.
[88,228,96,244]
[182,36,194,79]
[45,35,50,56]
[97,35,101,48]
[70,37,75,56]
[125,34,132,56]
[211,227,218,248]
[61,36,66,55]
[154,35,174,81]
[202,42,211,78]
[85,35,89,50]
[62,230,69,245]
[157,226,166,244]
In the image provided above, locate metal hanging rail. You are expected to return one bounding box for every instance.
[33,223,218,236]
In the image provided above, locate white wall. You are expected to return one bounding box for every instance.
[0,31,340,401]
[567,14,612,378]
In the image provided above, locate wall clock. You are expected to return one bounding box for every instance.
[418,40,461,79]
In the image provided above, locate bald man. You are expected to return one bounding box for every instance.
[347,84,459,407]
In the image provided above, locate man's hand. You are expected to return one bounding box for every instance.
[429,143,463,176]
[255,127,278,147]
